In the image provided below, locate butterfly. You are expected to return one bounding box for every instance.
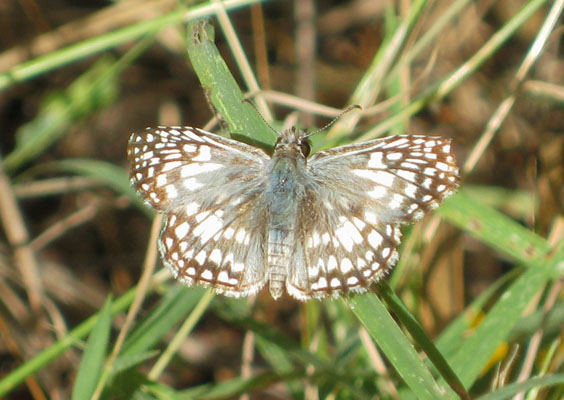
[128,123,458,300]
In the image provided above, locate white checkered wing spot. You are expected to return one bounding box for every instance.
[128,127,271,297]
[286,135,459,299]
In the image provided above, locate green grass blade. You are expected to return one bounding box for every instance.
[3,57,118,172]
[348,293,454,400]
[71,297,112,400]
[0,0,265,92]
[359,0,549,141]
[186,19,274,148]
[380,283,469,399]
[176,371,305,399]
[49,159,150,216]
[435,189,562,387]
[329,0,430,141]
[434,270,518,359]
[0,274,167,396]
[446,247,562,387]
[121,286,205,356]
[475,374,564,400]
[438,190,550,264]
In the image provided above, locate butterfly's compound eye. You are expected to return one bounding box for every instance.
[300,137,311,158]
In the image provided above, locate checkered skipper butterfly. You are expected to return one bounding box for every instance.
[128,118,458,300]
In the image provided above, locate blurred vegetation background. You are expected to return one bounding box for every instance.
[0,0,563,399]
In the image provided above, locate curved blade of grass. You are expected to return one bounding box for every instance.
[3,33,157,173]
[446,247,562,388]
[186,19,275,149]
[359,0,549,141]
[121,286,205,356]
[3,57,118,172]
[434,270,519,359]
[347,293,454,400]
[175,370,305,399]
[148,290,215,379]
[436,190,563,387]
[0,270,169,397]
[71,297,112,400]
[48,159,151,217]
[0,0,266,92]
[178,366,381,400]
[379,283,470,399]
[254,334,303,398]
[217,307,372,398]
[328,0,430,141]
[438,190,550,264]
[422,189,563,389]
[475,374,564,400]
[211,297,301,396]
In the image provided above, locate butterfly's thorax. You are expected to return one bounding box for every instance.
[264,131,310,299]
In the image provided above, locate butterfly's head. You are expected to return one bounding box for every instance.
[274,126,311,158]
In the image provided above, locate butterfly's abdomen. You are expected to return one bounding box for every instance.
[267,227,294,299]
[265,156,304,299]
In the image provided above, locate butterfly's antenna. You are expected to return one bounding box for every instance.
[304,104,362,138]
[244,99,362,138]
[242,99,280,136]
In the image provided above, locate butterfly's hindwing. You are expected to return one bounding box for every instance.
[158,198,269,297]
[128,127,272,295]
[287,186,402,300]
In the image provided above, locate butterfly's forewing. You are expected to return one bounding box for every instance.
[128,127,269,211]
[286,135,459,299]
[128,127,271,296]
[309,136,459,222]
